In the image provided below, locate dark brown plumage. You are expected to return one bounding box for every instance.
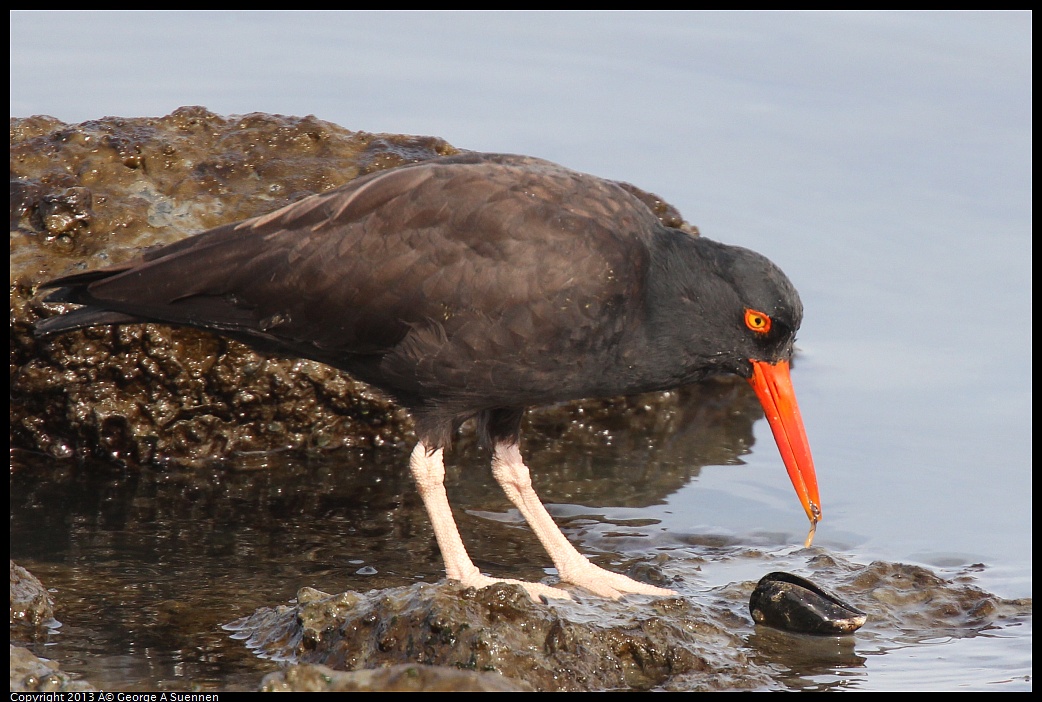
[36,152,820,599]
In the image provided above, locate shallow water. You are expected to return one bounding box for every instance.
[11,433,1030,690]
[9,9,1032,691]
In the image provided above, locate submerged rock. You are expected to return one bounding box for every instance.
[10,561,60,636]
[260,663,532,692]
[9,645,96,693]
[224,581,773,692]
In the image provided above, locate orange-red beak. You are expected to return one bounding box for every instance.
[747,360,822,528]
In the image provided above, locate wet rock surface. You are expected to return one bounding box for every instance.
[9,644,98,693]
[260,662,533,692]
[216,560,1032,691]
[10,560,58,634]
[227,581,771,691]
[10,562,93,693]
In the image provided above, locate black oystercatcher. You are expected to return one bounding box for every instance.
[35,152,821,600]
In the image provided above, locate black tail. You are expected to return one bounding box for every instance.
[34,266,142,337]
[34,307,146,337]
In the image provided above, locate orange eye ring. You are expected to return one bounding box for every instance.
[744,308,772,334]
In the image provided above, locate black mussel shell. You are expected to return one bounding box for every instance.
[749,572,867,635]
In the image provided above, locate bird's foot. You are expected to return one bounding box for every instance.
[558,560,676,600]
[455,572,573,601]
[454,566,674,602]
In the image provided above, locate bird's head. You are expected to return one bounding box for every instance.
[681,240,822,537]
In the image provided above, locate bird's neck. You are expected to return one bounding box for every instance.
[629,232,738,389]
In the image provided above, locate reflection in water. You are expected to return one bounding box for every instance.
[746,627,867,691]
[10,379,1030,690]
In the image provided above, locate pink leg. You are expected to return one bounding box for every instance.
[491,441,676,599]
[409,442,571,600]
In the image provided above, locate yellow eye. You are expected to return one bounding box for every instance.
[744,308,772,334]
